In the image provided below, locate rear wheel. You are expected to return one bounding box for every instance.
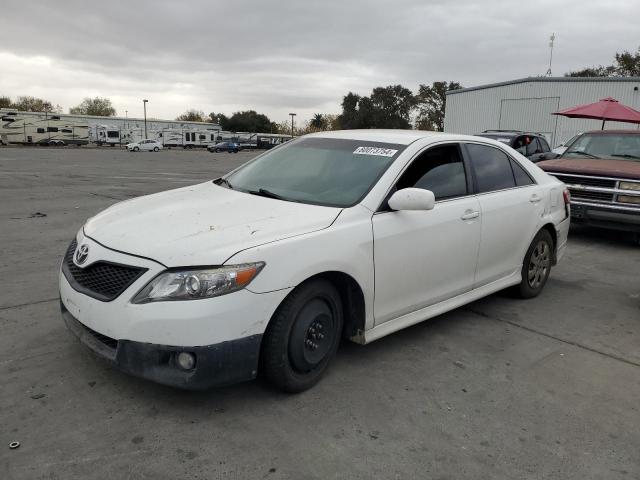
[517,229,554,298]
[153,146,159,152]
[261,279,343,393]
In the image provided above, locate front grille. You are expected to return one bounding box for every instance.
[569,189,614,202]
[62,240,147,302]
[550,174,616,189]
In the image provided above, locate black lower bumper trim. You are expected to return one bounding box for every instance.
[61,301,262,390]
[571,203,640,233]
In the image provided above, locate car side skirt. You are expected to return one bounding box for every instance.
[356,270,520,344]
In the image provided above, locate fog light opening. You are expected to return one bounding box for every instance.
[176,352,196,371]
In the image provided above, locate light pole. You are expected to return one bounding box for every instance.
[143,99,148,139]
[125,110,128,129]
[289,112,296,138]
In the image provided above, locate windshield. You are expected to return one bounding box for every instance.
[563,133,640,160]
[223,137,406,207]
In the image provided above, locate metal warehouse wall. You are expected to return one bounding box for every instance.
[444,77,640,146]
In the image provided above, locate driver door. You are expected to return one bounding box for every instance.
[372,143,481,325]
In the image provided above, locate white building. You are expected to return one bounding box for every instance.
[444,77,640,147]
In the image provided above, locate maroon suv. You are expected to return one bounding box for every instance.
[537,130,640,238]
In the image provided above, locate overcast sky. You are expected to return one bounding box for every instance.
[1,0,638,124]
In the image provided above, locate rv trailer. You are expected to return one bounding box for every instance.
[0,111,89,145]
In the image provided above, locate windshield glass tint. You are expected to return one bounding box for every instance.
[564,133,640,160]
[225,137,405,207]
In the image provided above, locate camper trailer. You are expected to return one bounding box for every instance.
[0,111,89,145]
[93,125,122,146]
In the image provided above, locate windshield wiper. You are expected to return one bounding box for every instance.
[215,178,234,189]
[611,153,640,160]
[247,188,287,200]
[565,150,600,159]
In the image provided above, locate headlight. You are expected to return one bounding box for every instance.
[132,262,265,303]
[619,181,640,191]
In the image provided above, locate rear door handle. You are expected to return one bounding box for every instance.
[529,194,542,203]
[460,210,480,220]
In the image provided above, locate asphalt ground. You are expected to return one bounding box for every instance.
[1,146,639,479]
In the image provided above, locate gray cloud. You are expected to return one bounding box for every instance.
[0,0,637,122]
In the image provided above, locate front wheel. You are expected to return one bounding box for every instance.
[516,229,554,298]
[261,279,343,393]
[133,146,140,152]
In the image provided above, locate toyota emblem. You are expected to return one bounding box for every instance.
[75,244,89,265]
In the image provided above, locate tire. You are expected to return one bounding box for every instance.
[516,229,554,298]
[261,279,343,393]
[153,147,159,152]
[133,146,139,152]
[215,149,220,153]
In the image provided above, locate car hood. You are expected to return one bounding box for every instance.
[537,157,640,180]
[84,182,341,267]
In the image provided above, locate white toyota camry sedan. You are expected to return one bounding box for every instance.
[60,130,570,392]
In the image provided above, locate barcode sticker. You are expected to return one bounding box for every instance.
[353,146,398,157]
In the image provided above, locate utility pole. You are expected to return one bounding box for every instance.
[546,33,555,77]
[289,112,296,138]
[143,99,148,139]
[125,110,128,129]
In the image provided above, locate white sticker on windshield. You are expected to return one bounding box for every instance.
[353,146,398,157]
[497,138,511,144]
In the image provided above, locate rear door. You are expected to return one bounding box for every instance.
[464,142,543,287]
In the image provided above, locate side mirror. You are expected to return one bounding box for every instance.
[388,188,435,211]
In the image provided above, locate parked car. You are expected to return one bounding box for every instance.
[538,130,640,239]
[127,139,163,152]
[208,141,240,153]
[60,130,570,392]
[552,133,581,156]
[475,130,551,162]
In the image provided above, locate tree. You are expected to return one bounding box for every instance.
[69,97,116,116]
[565,65,616,77]
[337,85,416,130]
[223,110,276,132]
[565,46,640,77]
[615,47,640,76]
[176,109,206,122]
[0,96,12,108]
[12,96,61,113]
[310,113,327,130]
[415,81,462,131]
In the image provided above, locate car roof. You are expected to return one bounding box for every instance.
[307,129,484,145]
[478,131,544,137]
[582,129,640,135]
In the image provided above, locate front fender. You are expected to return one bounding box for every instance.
[225,205,376,331]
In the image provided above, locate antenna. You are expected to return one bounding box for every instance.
[546,33,555,77]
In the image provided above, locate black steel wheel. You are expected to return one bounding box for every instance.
[261,279,343,393]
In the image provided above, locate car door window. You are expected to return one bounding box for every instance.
[526,138,540,156]
[538,137,550,152]
[395,144,468,201]
[512,136,527,154]
[466,143,517,193]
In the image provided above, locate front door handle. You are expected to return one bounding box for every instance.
[529,194,542,203]
[460,210,480,220]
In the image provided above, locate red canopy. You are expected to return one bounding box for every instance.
[552,97,640,129]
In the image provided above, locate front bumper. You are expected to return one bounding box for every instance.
[571,201,640,233]
[62,301,262,390]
